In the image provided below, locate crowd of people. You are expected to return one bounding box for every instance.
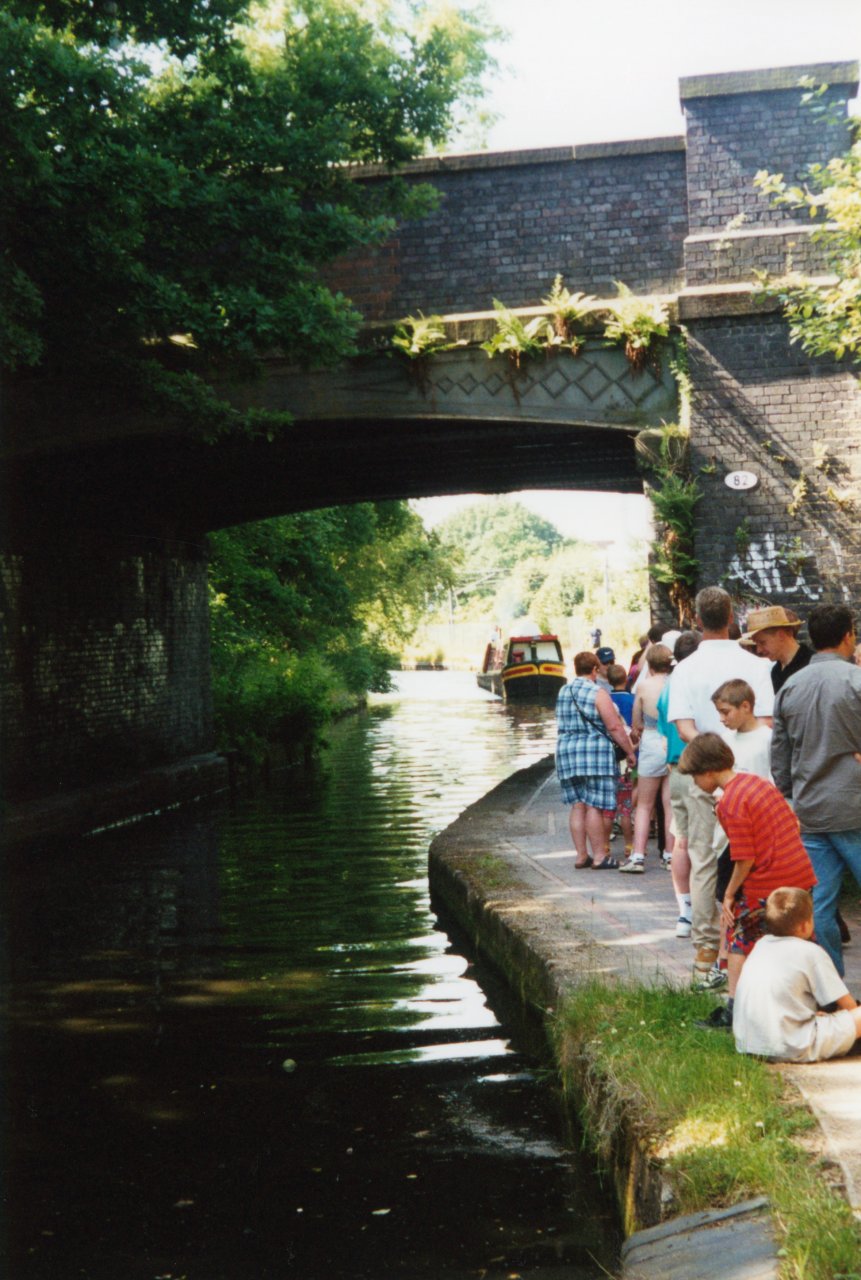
[554,587,861,1063]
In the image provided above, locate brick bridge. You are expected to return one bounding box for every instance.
[3,62,861,831]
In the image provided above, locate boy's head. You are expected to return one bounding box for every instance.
[646,643,673,673]
[711,678,756,731]
[678,732,735,793]
[606,663,628,690]
[765,887,814,939]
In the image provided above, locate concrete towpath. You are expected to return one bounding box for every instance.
[431,757,861,1225]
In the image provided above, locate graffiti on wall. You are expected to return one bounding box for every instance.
[724,532,822,602]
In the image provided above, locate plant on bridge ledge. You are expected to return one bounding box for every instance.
[392,313,459,359]
[540,275,596,353]
[481,300,547,368]
[604,282,670,374]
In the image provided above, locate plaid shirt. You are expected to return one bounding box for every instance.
[555,678,616,780]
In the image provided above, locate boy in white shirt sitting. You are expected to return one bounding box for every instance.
[733,887,861,1062]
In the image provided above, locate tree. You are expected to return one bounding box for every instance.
[755,87,861,365]
[208,500,456,758]
[436,497,563,606]
[1,1,497,436]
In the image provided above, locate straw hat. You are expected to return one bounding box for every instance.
[740,605,802,645]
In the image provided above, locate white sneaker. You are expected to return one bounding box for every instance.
[618,855,645,874]
[660,851,673,870]
[693,964,728,992]
[675,916,692,938]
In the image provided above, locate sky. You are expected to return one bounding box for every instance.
[415,0,860,543]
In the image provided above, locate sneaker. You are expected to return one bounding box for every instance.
[693,964,728,992]
[675,916,692,938]
[695,1005,733,1031]
[660,851,673,870]
[618,855,645,874]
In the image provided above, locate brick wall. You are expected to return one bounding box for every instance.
[681,69,855,285]
[327,140,688,320]
[686,312,861,617]
[0,534,214,800]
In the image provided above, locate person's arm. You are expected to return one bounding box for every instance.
[675,717,698,744]
[720,858,755,928]
[631,688,644,741]
[596,688,636,766]
[835,993,859,1011]
[770,699,792,798]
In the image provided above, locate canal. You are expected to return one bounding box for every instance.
[2,671,620,1279]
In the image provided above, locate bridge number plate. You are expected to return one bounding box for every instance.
[724,470,758,491]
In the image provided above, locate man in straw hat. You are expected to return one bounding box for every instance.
[740,605,812,694]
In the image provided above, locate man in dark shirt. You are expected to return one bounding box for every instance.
[740,605,813,693]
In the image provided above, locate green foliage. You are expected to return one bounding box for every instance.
[392,313,459,359]
[481,300,547,367]
[734,518,752,557]
[434,498,562,607]
[209,499,456,762]
[637,420,701,625]
[604,281,670,372]
[754,86,861,367]
[540,274,595,352]
[555,981,861,1279]
[2,1,498,436]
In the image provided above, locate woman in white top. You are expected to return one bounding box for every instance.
[623,643,675,873]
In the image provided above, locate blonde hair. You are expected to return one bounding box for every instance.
[765,887,813,937]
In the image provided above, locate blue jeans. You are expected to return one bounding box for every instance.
[801,828,861,976]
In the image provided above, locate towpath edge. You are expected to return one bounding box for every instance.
[428,756,861,1278]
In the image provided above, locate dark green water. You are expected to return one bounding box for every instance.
[2,671,619,1279]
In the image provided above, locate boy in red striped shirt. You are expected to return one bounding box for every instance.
[679,733,815,1027]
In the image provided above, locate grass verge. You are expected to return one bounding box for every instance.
[553,980,861,1280]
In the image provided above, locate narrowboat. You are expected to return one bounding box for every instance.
[477,632,566,704]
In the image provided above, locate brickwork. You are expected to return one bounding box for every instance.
[681,70,856,286]
[327,142,689,320]
[5,61,861,824]
[0,534,213,800]
[686,312,861,618]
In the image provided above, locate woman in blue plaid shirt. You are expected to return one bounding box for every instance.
[556,650,637,869]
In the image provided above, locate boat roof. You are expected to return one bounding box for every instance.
[508,633,560,642]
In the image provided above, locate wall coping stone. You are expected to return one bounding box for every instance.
[342,136,685,180]
[677,281,805,320]
[679,61,859,102]
[684,224,820,245]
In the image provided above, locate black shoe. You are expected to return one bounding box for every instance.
[838,910,851,946]
[695,1005,733,1031]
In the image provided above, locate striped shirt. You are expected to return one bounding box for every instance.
[716,772,815,903]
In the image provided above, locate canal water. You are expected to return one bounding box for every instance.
[2,671,620,1280]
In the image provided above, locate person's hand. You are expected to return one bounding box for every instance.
[721,896,735,929]
[626,750,637,768]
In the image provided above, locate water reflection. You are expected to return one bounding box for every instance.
[2,671,619,1279]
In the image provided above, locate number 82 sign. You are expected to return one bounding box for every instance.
[724,470,758,491]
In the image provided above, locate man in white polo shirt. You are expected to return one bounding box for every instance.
[668,586,774,986]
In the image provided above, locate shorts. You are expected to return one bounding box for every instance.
[727,894,767,956]
[615,774,634,816]
[560,775,617,812]
[809,1009,859,1061]
[637,728,668,778]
